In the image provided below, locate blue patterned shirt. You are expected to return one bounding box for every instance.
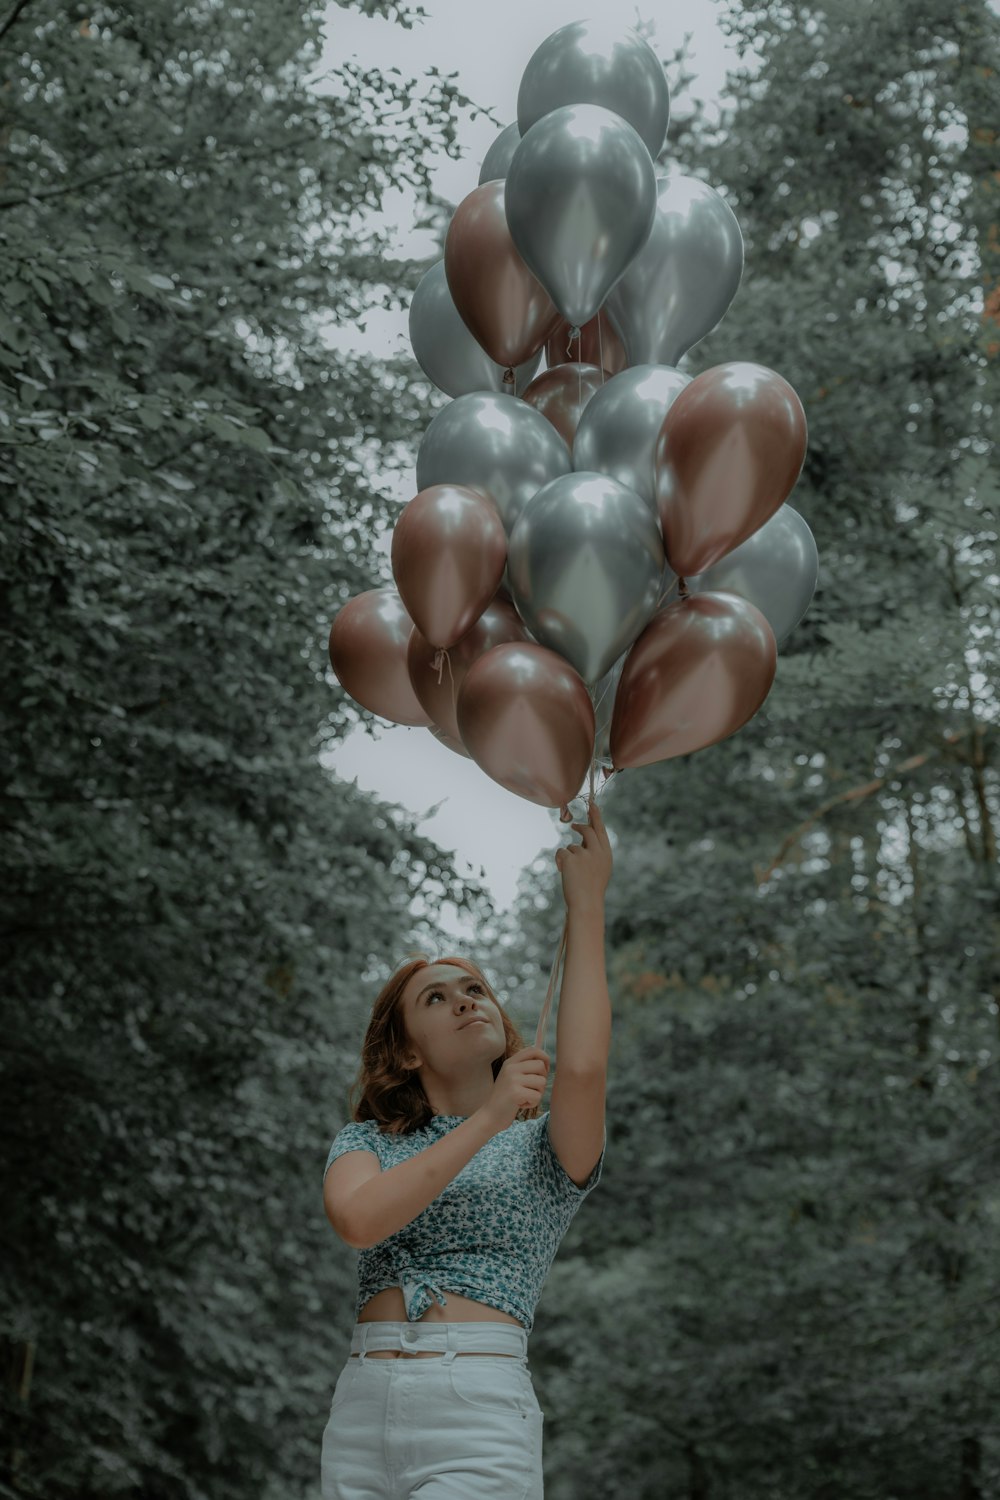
[324,1110,606,1333]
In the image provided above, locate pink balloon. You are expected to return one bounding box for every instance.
[521,363,606,448]
[457,642,595,807]
[655,362,808,577]
[406,595,528,741]
[429,725,471,759]
[328,588,434,727]
[391,484,507,649]
[610,591,776,769]
[445,180,562,368]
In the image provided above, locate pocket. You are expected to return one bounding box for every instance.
[445,1356,536,1417]
[328,1360,363,1414]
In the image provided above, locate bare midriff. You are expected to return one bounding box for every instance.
[351,1287,525,1358]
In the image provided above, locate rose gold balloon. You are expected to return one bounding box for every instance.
[390,484,507,650]
[655,362,808,577]
[429,725,471,759]
[445,181,562,369]
[545,311,627,376]
[521,364,605,448]
[609,591,776,769]
[407,595,528,741]
[457,642,595,808]
[328,588,434,727]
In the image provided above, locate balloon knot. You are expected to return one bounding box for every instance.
[433,648,445,684]
[502,365,515,388]
[678,577,689,599]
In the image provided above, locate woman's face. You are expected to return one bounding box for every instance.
[398,962,506,1074]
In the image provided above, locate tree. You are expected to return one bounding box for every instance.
[488,3,999,1496]
[0,3,490,1496]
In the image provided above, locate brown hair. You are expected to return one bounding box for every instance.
[346,953,542,1134]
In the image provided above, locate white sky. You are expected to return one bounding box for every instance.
[317,1,742,925]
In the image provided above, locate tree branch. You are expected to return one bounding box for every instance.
[755,729,971,884]
[0,0,32,44]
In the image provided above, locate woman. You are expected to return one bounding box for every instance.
[321,796,613,1499]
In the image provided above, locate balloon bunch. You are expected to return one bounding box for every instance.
[329,19,818,810]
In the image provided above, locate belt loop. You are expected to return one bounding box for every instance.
[357,1325,368,1364]
[442,1323,458,1366]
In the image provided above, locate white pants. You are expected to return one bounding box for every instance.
[321,1320,544,1500]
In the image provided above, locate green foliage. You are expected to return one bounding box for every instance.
[488,3,1000,1496]
[0,3,490,1498]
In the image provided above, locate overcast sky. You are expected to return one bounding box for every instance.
[317,2,743,928]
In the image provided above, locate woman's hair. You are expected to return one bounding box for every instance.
[346,953,542,1134]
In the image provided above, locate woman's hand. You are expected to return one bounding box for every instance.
[554,796,613,914]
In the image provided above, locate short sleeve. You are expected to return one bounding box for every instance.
[323,1121,381,1183]
[537,1110,606,1199]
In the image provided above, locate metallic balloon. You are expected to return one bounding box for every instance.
[545,310,627,376]
[655,362,808,577]
[479,121,521,184]
[609,591,776,769]
[606,173,744,368]
[444,181,562,369]
[522,363,605,448]
[409,260,540,398]
[428,725,471,759]
[390,484,507,649]
[687,504,818,648]
[416,391,571,535]
[328,588,434,727]
[407,596,529,741]
[517,19,670,160]
[457,642,596,808]
[505,103,657,329]
[508,470,664,683]
[573,364,690,510]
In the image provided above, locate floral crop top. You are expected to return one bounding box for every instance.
[323,1110,606,1334]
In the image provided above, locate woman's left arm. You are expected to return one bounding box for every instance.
[548,797,612,1186]
[552,796,613,1071]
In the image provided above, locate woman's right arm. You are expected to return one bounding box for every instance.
[337,1105,500,1249]
[330,1046,551,1248]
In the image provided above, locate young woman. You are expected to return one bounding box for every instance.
[321,796,613,1500]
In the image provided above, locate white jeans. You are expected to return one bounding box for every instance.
[321,1321,544,1500]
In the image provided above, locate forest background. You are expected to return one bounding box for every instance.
[1,1,997,1497]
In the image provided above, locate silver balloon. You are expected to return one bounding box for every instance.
[606,173,744,367]
[686,504,818,648]
[479,121,521,184]
[505,103,657,329]
[415,392,571,535]
[409,261,540,399]
[573,364,691,510]
[508,471,664,683]
[517,19,670,160]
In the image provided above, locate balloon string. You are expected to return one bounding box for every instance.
[534,913,568,1052]
[656,574,681,610]
[433,647,456,708]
